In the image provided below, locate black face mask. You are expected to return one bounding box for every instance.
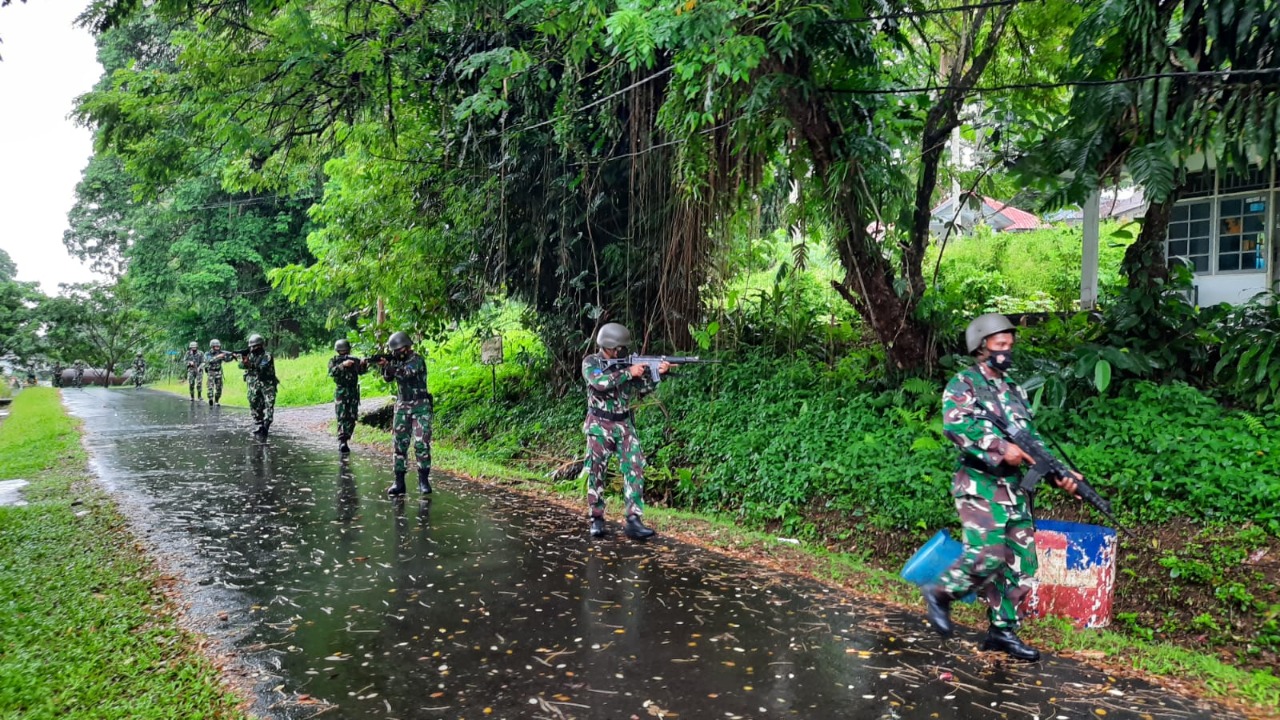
[251,345,264,355]
[986,350,1014,373]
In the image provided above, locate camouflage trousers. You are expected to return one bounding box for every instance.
[187,369,203,398]
[133,371,145,387]
[937,483,1038,630]
[580,417,645,519]
[73,370,84,388]
[205,372,223,403]
[248,380,277,430]
[392,398,432,474]
[335,388,360,441]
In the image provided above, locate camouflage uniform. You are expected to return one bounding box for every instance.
[51,363,63,388]
[132,357,146,387]
[579,352,657,520]
[203,350,228,404]
[73,360,85,389]
[240,350,279,434]
[329,354,368,442]
[184,350,204,400]
[937,362,1046,631]
[381,352,432,474]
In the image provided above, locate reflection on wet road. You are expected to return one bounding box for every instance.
[64,388,1230,720]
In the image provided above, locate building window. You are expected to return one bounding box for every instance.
[1217,195,1267,272]
[1168,200,1212,272]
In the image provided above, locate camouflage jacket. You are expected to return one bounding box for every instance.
[240,351,279,387]
[133,359,146,372]
[581,352,656,417]
[203,350,230,375]
[184,350,204,372]
[328,354,367,390]
[380,352,430,402]
[942,363,1048,501]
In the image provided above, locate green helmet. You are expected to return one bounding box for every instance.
[335,339,351,354]
[210,339,221,349]
[387,331,412,351]
[965,313,1016,354]
[188,341,199,350]
[136,352,143,358]
[596,322,631,349]
[247,334,266,348]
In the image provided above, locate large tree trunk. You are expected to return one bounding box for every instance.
[1123,193,1176,290]
[767,57,934,371]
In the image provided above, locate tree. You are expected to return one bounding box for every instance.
[0,249,43,360]
[41,281,155,385]
[1026,0,1280,290]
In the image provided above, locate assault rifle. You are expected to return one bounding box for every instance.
[365,353,395,364]
[973,410,1131,537]
[601,354,717,382]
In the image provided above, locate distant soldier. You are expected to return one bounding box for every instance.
[51,361,63,388]
[328,339,368,455]
[73,359,85,389]
[374,332,432,497]
[203,339,230,406]
[239,334,278,439]
[579,322,665,540]
[184,342,204,401]
[921,313,1082,662]
[132,353,146,388]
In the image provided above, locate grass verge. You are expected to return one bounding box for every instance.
[348,422,1280,719]
[0,388,247,719]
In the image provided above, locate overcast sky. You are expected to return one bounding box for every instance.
[0,0,104,294]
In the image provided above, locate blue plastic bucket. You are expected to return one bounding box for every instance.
[901,530,975,602]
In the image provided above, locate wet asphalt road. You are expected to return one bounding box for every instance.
[63,388,1233,720]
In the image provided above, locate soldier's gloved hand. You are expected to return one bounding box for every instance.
[1002,442,1034,467]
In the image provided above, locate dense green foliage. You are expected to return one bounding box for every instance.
[0,389,246,719]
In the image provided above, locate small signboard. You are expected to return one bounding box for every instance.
[481,336,504,366]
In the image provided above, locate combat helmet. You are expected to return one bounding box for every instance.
[335,339,351,354]
[965,313,1016,354]
[595,323,631,350]
[387,331,412,351]
[247,334,266,348]
[188,341,199,350]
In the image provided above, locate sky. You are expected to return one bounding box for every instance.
[0,0,104,294]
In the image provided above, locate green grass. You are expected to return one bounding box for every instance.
[0,388,247,719]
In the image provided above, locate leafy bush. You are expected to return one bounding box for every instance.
[1211,291,1280,409]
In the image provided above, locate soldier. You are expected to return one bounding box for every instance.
[329,339,368,455]
[374,332,432,497]
[579,322,667,541]
[132,353,146,388]
[73,359,85,389]
[922,313,1081,662]
[184,342,204,401]
[239,334,279,439]
[51,361,63,388]
[203,339,230,406]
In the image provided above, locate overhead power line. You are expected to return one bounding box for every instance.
[821,67,1280,95]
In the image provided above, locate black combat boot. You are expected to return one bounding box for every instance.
[386,471,407,497]
[590,517,608,538]
[624,514,655,540]
[208,397,213,406]
[417,469,433,494]
[981,626,1041,662]
[921,585,954,638]
[339,439,350,454]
